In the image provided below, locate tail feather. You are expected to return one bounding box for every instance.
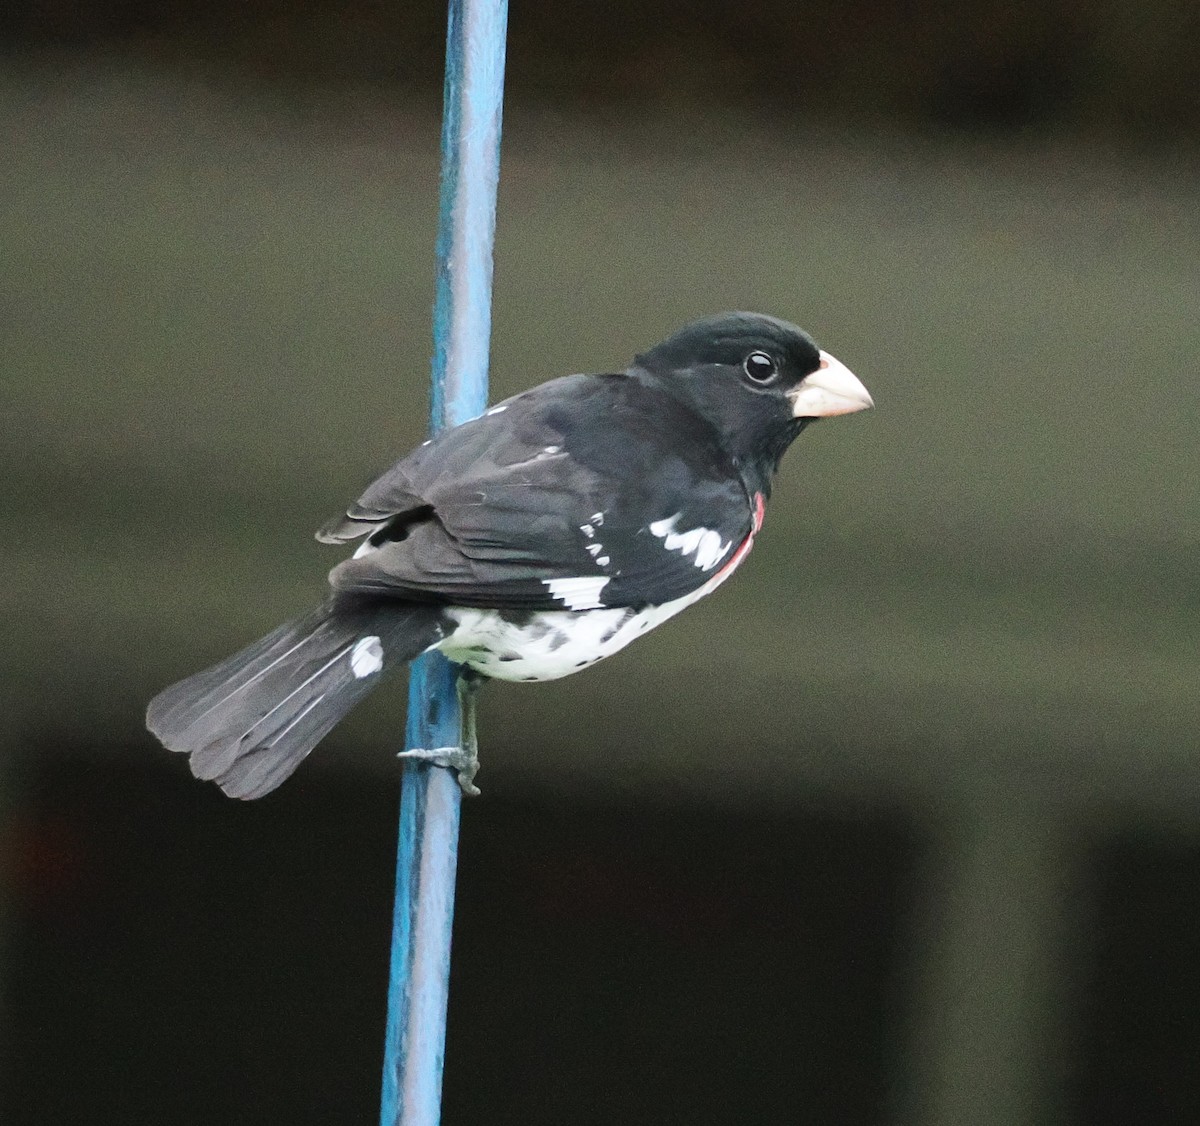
[147,599,444,799]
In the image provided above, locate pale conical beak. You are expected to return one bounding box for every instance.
[789,352,874,418]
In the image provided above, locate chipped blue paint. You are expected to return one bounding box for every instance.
[380,3,508,1123]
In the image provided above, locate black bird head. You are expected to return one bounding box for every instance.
[630,311,873,491]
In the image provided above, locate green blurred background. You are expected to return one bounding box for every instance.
[2,3,1198,1123]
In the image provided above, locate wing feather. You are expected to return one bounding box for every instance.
[322,373,755,609]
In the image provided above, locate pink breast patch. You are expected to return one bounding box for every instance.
[710,491,765,586]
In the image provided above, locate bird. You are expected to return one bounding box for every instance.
[146,312,872,799]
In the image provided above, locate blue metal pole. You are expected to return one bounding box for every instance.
[380,3,508,1124]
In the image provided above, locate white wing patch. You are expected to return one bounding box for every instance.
[579,521,612,569]
[648,513,732,571]
[543,576,611,610]
[350,636,384,678]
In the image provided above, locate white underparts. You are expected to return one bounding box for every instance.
[442,552,745,683]
[648,513,732,571]
[440,598,678,683]
[441,527,757,683]
[350,635,384,678]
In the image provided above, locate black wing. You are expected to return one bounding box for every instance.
[321,373,756,610]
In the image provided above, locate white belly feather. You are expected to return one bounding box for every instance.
[438,583,711,682]
[435,515,759,682]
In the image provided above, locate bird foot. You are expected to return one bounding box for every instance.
[396,745,481,796]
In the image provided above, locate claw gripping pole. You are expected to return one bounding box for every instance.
[379,3,508,1124]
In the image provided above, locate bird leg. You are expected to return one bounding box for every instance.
[453,667,483,795]
[396,667,484,796]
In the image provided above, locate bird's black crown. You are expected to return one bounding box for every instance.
[632,312,822,381]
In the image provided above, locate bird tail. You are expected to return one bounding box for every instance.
[146,597,445,799]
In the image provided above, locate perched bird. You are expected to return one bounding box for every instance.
[147,312,872,799]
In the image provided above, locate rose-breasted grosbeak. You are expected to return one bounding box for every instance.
[147,312,872,798]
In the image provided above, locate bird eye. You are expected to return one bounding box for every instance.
[743,351,778,383]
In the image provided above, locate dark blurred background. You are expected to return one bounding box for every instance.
[2,3,1198,1124]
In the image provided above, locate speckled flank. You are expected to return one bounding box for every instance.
[441,548,745,684]
[441,605,649,681]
